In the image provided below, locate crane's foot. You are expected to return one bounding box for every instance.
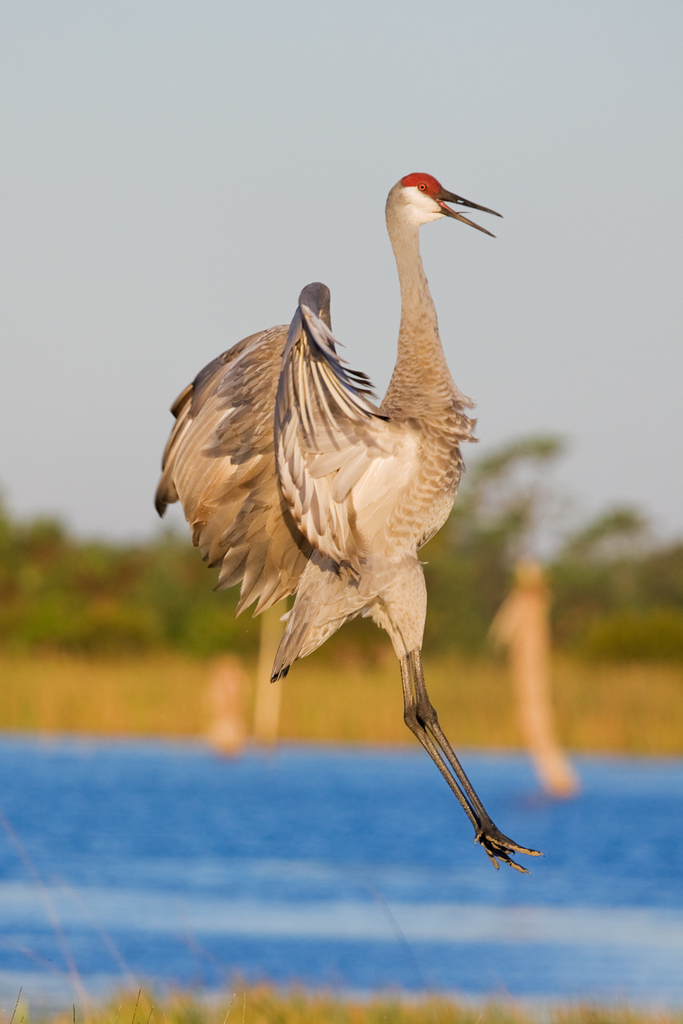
[475,819,543,873]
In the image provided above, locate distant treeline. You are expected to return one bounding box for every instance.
[1,435,682,661]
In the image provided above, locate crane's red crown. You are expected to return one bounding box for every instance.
[400,173,442,196]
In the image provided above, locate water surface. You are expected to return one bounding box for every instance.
[0,737,681,1006]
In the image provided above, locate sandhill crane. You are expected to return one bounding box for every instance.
[156,173,541,871]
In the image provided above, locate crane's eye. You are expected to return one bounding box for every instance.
[418,183,428,192]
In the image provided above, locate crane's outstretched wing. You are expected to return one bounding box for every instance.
[275,284,417,572]
[156,326,312,613]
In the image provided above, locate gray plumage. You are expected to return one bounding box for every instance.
[156,173,541,871]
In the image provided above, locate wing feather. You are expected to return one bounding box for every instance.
[155,326,312,613]
[274,291,413,569]
[157,280,419,609]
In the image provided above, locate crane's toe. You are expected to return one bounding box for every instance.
[475,821,543,873]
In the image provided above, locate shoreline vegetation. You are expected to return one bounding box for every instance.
[2,436,683,672]
[17,986,683,1024]
[2,434,683,756]
[2,650,683,755]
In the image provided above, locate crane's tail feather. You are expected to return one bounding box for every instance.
[270,552,371,682]
[270,601,365,681]
[270,605,316,681]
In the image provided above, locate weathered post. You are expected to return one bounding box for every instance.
[206,655,248,756]
[253,604,285,744]
[490,560,579,797]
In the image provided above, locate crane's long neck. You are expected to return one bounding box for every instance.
[382,208,456,416]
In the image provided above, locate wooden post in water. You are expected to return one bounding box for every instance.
[206,655,248,756]
[490,560,580,798]
[253,604,285,745]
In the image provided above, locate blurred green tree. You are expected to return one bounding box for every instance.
[0,437,681,662]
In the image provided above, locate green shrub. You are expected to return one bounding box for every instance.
[0,596,164,653]
[580,608,683,662]
[177,602,259,657]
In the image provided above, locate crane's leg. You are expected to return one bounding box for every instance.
[401,649,542,872]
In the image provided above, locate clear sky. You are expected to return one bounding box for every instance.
[0,0,681,542]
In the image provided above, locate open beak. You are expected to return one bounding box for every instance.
[436,189,503,237]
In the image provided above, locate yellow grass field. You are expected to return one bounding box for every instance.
[26,986,683,1024]
[1,648,683,754]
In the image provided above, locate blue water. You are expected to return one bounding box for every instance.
[1,736,683,1006]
